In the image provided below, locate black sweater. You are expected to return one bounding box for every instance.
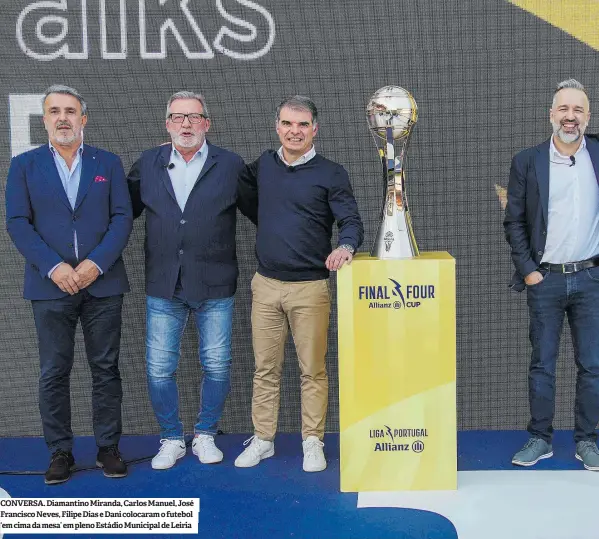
[238,150,364,281]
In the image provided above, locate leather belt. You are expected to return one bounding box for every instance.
[540,257,599,274]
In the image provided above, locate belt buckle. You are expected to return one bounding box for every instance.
[562,263,576,274]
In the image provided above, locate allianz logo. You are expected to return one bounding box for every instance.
[357,279,435,309]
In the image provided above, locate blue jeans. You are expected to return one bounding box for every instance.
[526,266,599,443]
[146,295,234,439]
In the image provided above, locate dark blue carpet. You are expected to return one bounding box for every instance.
[0,430,586,538]
[458,429,584,470]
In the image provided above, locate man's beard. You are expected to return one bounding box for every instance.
[552,120,586,144]
[171,132,203,148]
[54,126,81,145]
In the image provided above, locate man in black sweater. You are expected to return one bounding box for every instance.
[236,95,364,472]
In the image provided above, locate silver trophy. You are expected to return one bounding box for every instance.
[367,86,419,259]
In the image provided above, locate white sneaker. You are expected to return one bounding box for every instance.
[151,439,186,470]
[234,436,274,468]
[192,434,223,464]
[302,436,326,472]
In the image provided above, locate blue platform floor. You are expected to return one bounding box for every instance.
[0,430,590,538]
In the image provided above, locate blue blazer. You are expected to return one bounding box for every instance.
[127,142,245,302]
[504,135,599,291]
[5,144,132,300]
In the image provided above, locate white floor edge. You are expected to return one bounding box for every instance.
[358,470,599,539]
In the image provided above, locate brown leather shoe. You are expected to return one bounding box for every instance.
[96,445,128,478]
[44,450,75,485]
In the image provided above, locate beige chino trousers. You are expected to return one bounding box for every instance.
[250,272,330,441]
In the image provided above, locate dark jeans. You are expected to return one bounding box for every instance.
[527,266,599,443]
[31,291,124,454]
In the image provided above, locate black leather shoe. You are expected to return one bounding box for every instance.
[96,445,128,478]
[44,450,75,485]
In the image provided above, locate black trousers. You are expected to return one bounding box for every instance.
[31,291,124,453]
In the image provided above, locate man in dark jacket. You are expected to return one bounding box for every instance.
[504,78,599,471]
[6,85,132,484]
[127,91,244,469]
[236,95,364,472]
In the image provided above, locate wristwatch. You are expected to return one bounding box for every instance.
[338,244,355,255]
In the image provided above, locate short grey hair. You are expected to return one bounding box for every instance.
[276,95,318,125]
[42,85,87,115]
[552,78,588,107]
[166,91,209,119]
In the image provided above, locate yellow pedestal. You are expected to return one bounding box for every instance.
[337,252,456,491]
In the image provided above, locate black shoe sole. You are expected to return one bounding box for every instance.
[96,460,128,478]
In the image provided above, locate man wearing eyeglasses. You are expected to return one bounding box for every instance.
[505,78,599,471]
[127,91,245,469]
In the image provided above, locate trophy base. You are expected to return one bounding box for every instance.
[371,211,419,259]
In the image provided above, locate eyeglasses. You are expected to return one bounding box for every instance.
[168,113,208,124]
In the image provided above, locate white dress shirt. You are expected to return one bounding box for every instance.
[542,136,599,264]
[277,145,316,166]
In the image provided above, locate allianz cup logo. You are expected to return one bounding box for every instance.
[357,279,435,310]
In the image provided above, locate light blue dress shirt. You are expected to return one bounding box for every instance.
[47,142,102,277]
[168,142,209,212]
[50,141,83,210]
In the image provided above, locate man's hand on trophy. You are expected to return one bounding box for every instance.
[326,247,353,271]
